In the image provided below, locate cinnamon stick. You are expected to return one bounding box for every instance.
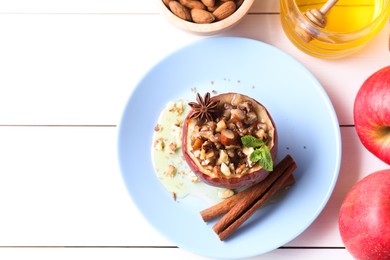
[200,155,295,222]
[200,174,295,222]
[212,155,297,240]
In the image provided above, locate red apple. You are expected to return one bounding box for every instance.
[182,92,277,189]
[338,169,390,260]
[354,66,390,165]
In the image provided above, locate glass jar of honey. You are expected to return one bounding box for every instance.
[280,0,390,59]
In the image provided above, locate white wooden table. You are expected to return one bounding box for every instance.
[0,1,389,259]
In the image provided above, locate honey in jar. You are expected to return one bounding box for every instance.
[280,0,390,58]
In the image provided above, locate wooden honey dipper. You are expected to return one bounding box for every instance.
[295,0,339,42]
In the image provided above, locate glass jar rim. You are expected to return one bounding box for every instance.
[291,0,390,36]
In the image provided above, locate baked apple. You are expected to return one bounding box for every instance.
[182,92,278,189]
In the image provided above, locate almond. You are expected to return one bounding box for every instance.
[230,108,246,122]
[220,129,237,146]
[169,1,192,21]
[207,6,217,12]
[212,165,222,177]
[191,8,215,24]
[215,119,227,132]
[179,0,206,10]
[220,162,232,176]
[212,1,236,21]
[218,188,234,199]
[200,0,215,7]
[192,137,203,150]
[162,0,173,7]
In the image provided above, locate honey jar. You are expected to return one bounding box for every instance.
[280,0,390,59]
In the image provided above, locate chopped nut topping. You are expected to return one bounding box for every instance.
[192,137,203,150]
[169,101,184,115]
[174,119,183,127]
[168,142,178,154]
[154,124,162,132]
[188,95,273,176]
[235,163,247,175]
[218,189,235,199]
[164,164,177,177]
[220,163,231,176]
[216,149,229,166]
[154,137,165,151]
[216,119,227,132]
[188,171,200,182]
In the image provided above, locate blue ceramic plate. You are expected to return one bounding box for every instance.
[118,37,341,259]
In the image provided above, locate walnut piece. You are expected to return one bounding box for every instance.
[164,164,177,177]
[154,138,165,151]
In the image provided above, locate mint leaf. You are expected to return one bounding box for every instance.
[241,135,264,148]
[249,149,263,162]
[260,146,273,171]
[243,135,273,171]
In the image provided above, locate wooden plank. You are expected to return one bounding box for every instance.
[0,14,199,125]
[0,247,354,259]
[286,127,389,247]
[0,0,279,14]
[0,0,158,14]
[0,126,171,246]
[0,14,388,125]
[0,126,386,247]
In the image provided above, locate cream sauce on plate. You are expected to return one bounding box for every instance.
[151,100,233,204]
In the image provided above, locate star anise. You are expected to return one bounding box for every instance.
[188,92,219,122]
